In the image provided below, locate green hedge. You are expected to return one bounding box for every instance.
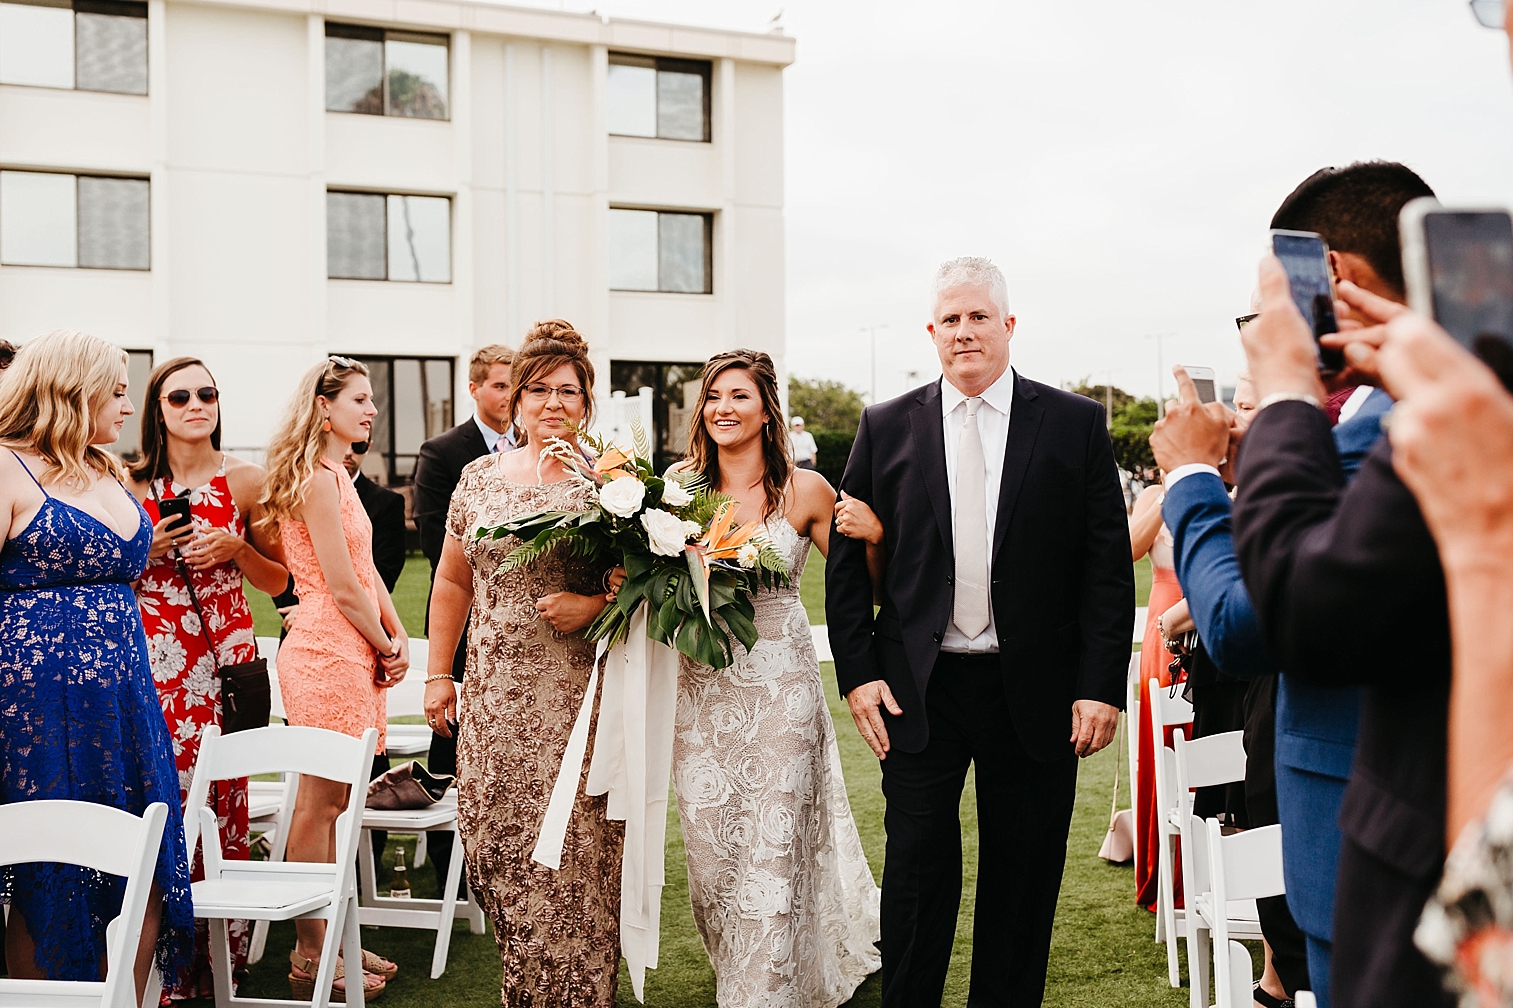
[810,429,856,489]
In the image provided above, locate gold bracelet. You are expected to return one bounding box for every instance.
[424,674,452,684]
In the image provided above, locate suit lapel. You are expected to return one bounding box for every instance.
[461,419,489,461]
[992,371,1044,559]
[907,380,953,556]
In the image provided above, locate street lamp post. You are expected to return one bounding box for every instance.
[861,325,889,404]
[1145,332,1174,417]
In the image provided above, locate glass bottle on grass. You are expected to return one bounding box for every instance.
[390,848,411,899]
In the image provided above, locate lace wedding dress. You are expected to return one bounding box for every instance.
[673,516,880,1008]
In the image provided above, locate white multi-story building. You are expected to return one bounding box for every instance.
[0,0,793,482]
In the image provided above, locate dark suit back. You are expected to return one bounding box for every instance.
[413,420,490,576]
[826,372,1133,760]
[1232,401,1452,1008]
[354,472,407,593]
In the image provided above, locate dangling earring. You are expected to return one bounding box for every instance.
[321,419,332,433]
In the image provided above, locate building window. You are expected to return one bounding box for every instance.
[607,52,710,142]
[610,360,707,473]
[608,208,711,294]
[0,170,149,269]
[325,23,448,120]
[0,0,147,95]
[327,191,451,283]
[116,348,152,462]
[351,355,454,485]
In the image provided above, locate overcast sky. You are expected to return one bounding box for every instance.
[534,0,1513,403]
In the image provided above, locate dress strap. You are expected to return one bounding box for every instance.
[9,451,48,497]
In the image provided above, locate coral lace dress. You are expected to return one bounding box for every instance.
[137,458,258,997]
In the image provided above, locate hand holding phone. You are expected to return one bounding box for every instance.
[1400,198,1513,383]
[156,495,194,537]
[1270,229,1345,373]
[1180,365,1217,404]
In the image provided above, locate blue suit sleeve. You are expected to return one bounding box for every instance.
[1332,388,1393,481]
[1163,472,1278,679]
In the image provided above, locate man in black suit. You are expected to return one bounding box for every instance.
[1232,243,1457,1006]
[351,443,407,592]
[827,257,1133,1007]
[410,342,514,890]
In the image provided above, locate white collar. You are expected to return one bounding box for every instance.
[473,414,506,452]
[940,367,1016,417]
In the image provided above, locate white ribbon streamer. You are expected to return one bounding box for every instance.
[531,606,681,1002]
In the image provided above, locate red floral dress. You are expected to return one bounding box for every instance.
[136,459,257,1000]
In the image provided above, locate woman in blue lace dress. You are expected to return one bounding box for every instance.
[0,330,194,1002]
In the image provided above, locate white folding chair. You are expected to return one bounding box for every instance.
[0,800,168,1008]
[185,724,379,1008]
[1195,818,1285,1008]
[1147,676,1193,986]
[1296,993,1318,1008]
[1173,729,1265,1008]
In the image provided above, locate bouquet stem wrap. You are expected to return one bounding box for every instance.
[529,606,680,1003]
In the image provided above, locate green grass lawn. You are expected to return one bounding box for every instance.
[229,550,1188,1007]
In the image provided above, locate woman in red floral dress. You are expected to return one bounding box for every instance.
[129,357,288,1001]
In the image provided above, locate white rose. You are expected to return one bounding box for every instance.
[598,475,647,518]
[660,476,694,507]
[642,508,691,556]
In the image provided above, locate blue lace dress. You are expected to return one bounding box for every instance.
[0,457,194,982]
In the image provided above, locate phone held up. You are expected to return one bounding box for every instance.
[1180,365,1217,404]
[157,494,194,536]
[1400,198,1513,381]
[1269,229,1344,374]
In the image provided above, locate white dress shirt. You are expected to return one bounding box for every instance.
[474,414,513,453]
[940,368,1015,653]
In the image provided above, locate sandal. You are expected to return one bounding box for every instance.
[289,949,386,1002]
[341,949,398,982]
[1253,982,1296,1008]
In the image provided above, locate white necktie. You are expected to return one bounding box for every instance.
[953,397,991,639]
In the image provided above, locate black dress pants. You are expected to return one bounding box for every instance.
[878,653,1078,1008]
[423,611,468,893]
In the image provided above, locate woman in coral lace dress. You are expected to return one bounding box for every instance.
[259,355,409,1001]
[129,357,288,1000]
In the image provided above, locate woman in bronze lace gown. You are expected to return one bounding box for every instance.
[422,321,625,1007]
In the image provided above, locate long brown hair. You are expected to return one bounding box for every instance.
[506,320,595,445]
[130,356,222,483]
[0,330,127,487]
[258,356,370,535]
[685,349,792,520]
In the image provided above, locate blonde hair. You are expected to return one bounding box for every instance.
[0,330,127,488]
[468,343,516,384]
[258,356,369,536]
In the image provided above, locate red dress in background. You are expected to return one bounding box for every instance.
[137,460,256,1000]
[1134,524,1190,911]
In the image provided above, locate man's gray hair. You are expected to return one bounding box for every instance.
[934,256,1011,316]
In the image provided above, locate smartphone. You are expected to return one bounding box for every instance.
[1270,229,1345,372]
[1181,365,1217,404]
[1400,199,1513,369]
[157,494,193,535]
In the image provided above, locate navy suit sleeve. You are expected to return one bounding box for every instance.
[826,408,879,697]
[1333,388,1392,481]
[1163,472,1276,679]
[1076,405,1137,708]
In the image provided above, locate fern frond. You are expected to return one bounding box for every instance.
[630,415,652,462]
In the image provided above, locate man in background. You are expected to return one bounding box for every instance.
[411,342,514,892]
[789,415,818,470]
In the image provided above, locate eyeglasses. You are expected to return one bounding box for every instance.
[161,386,219,407]
[1235,313,1259,332]
[1471,0,1505,28]
[522,383,585,404]
[329,354,357,368]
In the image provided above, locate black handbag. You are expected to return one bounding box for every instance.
[153,487,272,734]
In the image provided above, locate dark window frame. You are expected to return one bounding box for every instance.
[324,20,451,121]
[608,51,712,143]
[348,354,456,486]
[0,168,151,271]
[326,188,452,284]
[607,207,713,295]
[609,359,708,473]
[0,0,149,94]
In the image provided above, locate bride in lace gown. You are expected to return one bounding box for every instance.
[672,350,881,1008]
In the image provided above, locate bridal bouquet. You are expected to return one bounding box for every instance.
[475,424,789,669]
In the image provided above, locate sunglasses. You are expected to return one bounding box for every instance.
[1235,313,1259,332]
[350,440,370,454]
[162,386,219,407]
[329,354,358,368]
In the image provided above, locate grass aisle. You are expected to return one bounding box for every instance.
[233,552,1184,1007]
